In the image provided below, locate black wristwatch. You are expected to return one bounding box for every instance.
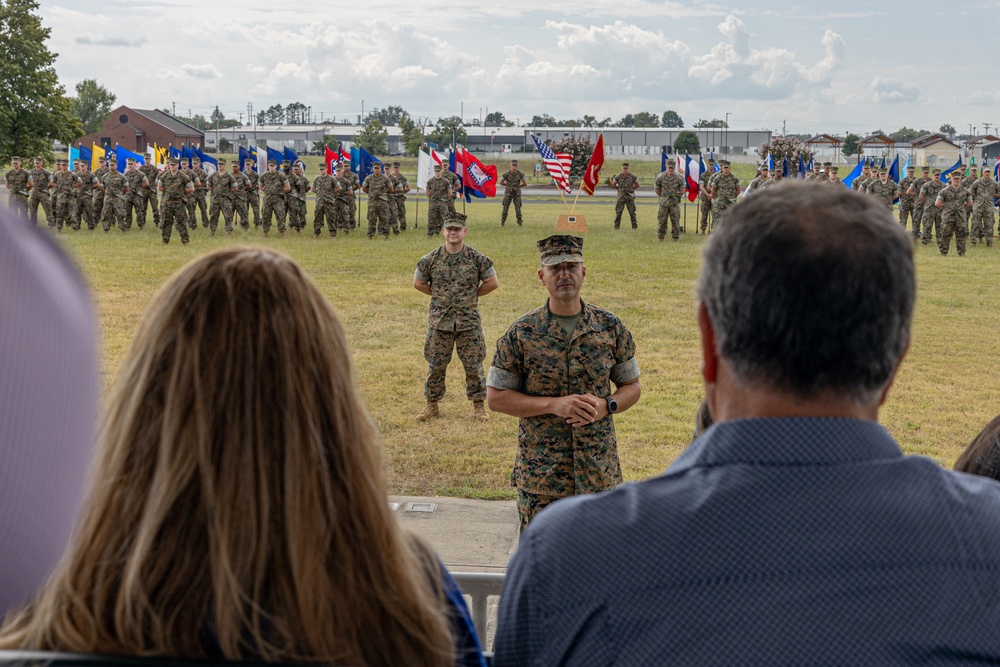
[605,396,618,414]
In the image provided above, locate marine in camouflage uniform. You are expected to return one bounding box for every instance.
[311,167,341,238]
[414,213,498,422]
[919,171,946,244]
[99,161,129,232]
[962,168,978,226]
[48,160,80,231]
[388,162,410,230]
[852,165,872,193]
[654,163,684,241]
[229,162,251,230]
[698,159,715,231]
[243,159,261,227]
[611,163,639,229]
[745,167,766,193]
[27,157,52,226]
[5,157,29,218]
[157,158,193,244]
[907,167,931,240]
[286,163,310,233]
[189,158,210,228]
[138,160,161,228]
[897,166,918,234]
[258,160,290,236]
[178,161,200,231]
[91,158,109,227]
[363,162,396,238]
[487,235,641,531]
[866,169,898,210]
[122,159,148,230]
[935,171,972,256]
[710,160,741,226]
[425,165,453,236]
[970,170,1000,246]
[207,158,237,234]
[343,167,360,229]
[333,163,354,234]
[71,161,95,230]
[499,160,527,226]
[443,168,461,216]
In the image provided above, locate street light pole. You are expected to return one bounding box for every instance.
[724,112,731,158]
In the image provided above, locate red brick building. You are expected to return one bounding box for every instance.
[75,106,204,154]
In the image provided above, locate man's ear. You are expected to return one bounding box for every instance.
[698,302,719,385]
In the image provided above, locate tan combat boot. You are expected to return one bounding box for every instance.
[416,401,440,422]
[472,400,489,422]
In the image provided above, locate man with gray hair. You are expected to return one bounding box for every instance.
[494,184,1000,666]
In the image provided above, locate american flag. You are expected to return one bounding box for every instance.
[531,133,573,193]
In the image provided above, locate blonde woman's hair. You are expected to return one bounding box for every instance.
[0,247,455,666]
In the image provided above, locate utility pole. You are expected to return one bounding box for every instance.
[172,101,176,116]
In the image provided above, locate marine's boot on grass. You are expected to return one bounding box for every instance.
[473,400,489,422]
[416,401,440,422]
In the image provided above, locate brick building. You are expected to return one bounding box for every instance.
[75,106,204,153]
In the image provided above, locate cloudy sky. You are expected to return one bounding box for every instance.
[37,0,998,136]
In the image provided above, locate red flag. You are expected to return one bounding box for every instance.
[581,134,605,196]
[461,150,498,197]
[324,146,337,175]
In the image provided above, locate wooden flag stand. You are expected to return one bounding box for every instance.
[556,214,588,233]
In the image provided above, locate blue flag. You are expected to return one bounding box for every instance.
[169,146,181,162]
[798,155,806,179]
[766,153,774,171]
[350,146,381,182]
[841,161,864,189]
[940,156,963,181]
[661,149,668,174]
[266,146,285,168]
[249,146,263,175]
[782,156,790,178]
[68,146,81,171]
[181,146,195,167]
[79,145,92,167]
[193,147,218,175]
[114,145,146,172]
[283,146,300,167]
[888,154,900,184]
[238,146,251,171]
[807,155,814,171]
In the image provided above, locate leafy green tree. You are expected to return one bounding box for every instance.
[218,137,232,153]
[842,133,860,157]
[673,130,700,154]
[546,135,593,185]
[484,111,513,127]
[352,119,388,155]
[694,118,728,128]
[939,123,956,136]
[529,114,556,127]
[581,115,597,127]
[312,133,339,153]
[285,102,308,124]
[631,111,660,127]
[426,116,467,148]
[662,110,684,128]
[70,79,116,134]
[0,0,80,162]
[399,115,424,156]
[365,105,410,126]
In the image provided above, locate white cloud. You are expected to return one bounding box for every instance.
[75,36,146,47]
[870,77,920,104]
[179,64,222,80]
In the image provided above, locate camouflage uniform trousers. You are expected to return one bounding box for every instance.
[423,326,487,403]
[391,196,408,230]
[7,194,28,218]
[184,194,198,229]
[613,194,637,229]
[102,195,126,232]
[939,209,969,256]
[517,489,565,533]
[209,195,235,232]
[140,190,160,228]
[367,199,396,237]
[161,199,190,244]
[333,199,352,234]
[261,194,287,233]
[233,197,249,230]
[193,191,209,228]
[313,197,338,236]
[899,201,917,236]
[286,197,307,231]
[712,200,734,227]
[247,193,261,227]
[28,192,51,226]
[51,193,77,231]
[921,205,942,245]
[75,193,94,230]
[657,202,681,240]
[911,203,924,240]
[501,190,522,226]
[699,196,712,231]
[970,206,995,246]
[123,193,143,230]
[348,195,358,229]
[427,201,449,236]
[93,192,105,228]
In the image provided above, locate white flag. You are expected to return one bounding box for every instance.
[417,150,433,190]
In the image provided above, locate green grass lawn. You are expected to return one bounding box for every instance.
[45,193,1000,499]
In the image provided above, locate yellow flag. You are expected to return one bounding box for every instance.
[91,144,105,171]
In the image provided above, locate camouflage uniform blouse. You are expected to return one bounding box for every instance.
[500,169,525,192]
[866,179,898,209]
[487,300,640,496]
[415,245,496,332]
[712,174,741,205]
[157,171,193,202]
[425,175,452,202]
[612,172,639,196]
[653,172,685,204]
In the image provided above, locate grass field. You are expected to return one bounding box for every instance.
[44,186,1000,500]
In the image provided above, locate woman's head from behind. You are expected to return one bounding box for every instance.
[956,415,1000,482]
[1,247,453,666]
